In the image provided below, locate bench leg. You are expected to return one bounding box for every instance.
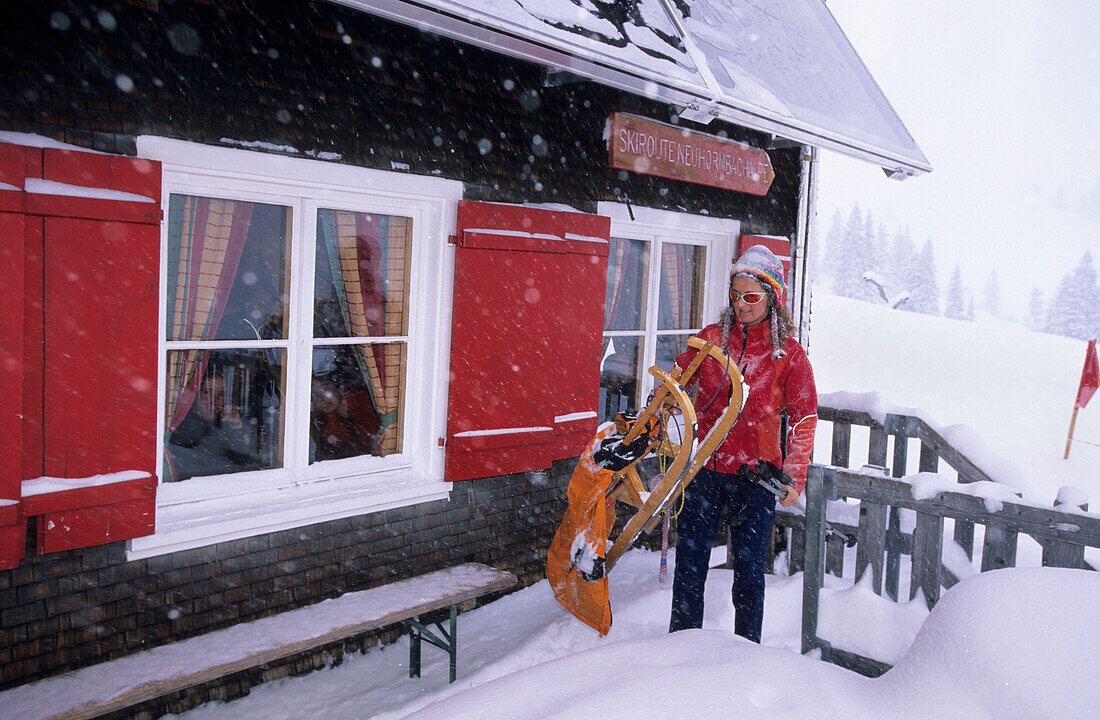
[408,622,421,679]
[401,604,459,683]
[448,604,457,683]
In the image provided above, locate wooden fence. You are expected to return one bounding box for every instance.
[777,406,1100,677]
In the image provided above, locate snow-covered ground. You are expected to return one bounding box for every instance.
[161,294,1100,719]
[164,549,1098,720]
[810,293,1099,505]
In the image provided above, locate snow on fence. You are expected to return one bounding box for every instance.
[777,403,1100,677]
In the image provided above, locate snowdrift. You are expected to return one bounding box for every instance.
[401,567,1100,720]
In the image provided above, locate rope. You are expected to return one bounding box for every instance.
[1070,437,1100,449]
[656,411,671,583]
[660,512,670,584]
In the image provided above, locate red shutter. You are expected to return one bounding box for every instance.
[0,144,26,568]
[445,201,610,481]
[0,141,161,564]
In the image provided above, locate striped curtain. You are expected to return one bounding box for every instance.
[319,210,408,456]
[660,243,698,329]
[604,237,643,331]
[163,196,254,477]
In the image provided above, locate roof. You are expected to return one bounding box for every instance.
[331,0,931,178]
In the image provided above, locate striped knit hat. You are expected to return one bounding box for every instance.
[729,244,787,305]
[729,244,788,359]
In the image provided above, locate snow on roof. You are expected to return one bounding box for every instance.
[331,0,930,177]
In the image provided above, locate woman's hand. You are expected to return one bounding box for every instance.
[779,486,801,508]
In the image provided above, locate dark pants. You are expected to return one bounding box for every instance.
[669,466,777,642]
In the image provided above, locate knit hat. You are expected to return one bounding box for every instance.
[729,244,787,305]
[729,244,788,359]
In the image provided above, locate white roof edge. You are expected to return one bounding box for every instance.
[712,103,932,177]
[332,0,712,102]
[330,0,930,177]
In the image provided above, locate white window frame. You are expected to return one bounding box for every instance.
[128,137,462,559]
[597,202,739,405]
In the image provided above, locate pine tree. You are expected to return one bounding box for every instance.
[945,265,966,319]
[904,239,940,315]
[1046,251,1100,339]
[984,267,1001,318]
[886,228,917,296]
[816,209,845,284]
[1028,288,1045,331]
[830,205,878,302]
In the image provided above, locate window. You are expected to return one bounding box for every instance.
[132,138,462,558]
[596,203,740,423]
[311,209,410,463]
[163,196,290,482]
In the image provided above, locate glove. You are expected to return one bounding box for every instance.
[758,461,794,488]
[740,461,794,500]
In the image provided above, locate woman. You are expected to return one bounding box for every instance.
[669,244,817,642]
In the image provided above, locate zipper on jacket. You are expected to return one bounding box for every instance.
[737,325,748,372]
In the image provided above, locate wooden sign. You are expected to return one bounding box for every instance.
[608,112,775,196]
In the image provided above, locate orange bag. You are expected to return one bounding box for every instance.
[545,425,617,636]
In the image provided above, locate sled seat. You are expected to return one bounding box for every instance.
[0,563,516,720]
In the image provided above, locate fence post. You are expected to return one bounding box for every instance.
[881,415,910,601]
[981,525,1018,571]
[953,465,977,563]
[831,421,851,468]
[911,511,944,606]
[887,414,910,478]
[868,422,888,468]
[1042,487,1089,568]
[855,500,887,595]
[802,464,835,658]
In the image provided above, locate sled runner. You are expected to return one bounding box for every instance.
[546,336,744,635]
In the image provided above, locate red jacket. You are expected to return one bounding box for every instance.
[675,319,818,495]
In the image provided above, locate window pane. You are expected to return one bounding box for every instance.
[310,343,405,463]
[599,335,645,423]
[164,349,284,481]
[166,195,290,342]
[656,335,692,375]
[603,237,649,331]
[314,210,412,339]
[658,243,706,330]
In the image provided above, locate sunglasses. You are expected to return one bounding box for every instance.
[730,289,766,305]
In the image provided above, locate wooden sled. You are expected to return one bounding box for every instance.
[546,336,744,635]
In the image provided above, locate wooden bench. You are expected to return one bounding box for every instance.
[0,563,516,720]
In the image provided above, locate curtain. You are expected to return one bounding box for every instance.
[320,210,408,456]
[604,238,630,330]
[660,243,697,330]
[163,196,254,477]
[605,237,648,331]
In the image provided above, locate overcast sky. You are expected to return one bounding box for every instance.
[818,0,1100,320]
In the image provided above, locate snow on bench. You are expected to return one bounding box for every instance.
[0,563,516,720]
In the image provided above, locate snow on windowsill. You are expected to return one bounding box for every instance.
[127,466,449,561]
[22,470,151,497]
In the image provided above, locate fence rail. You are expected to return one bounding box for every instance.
[784,405,1099,677]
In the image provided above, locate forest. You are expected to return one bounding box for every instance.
[816,204,1099,340]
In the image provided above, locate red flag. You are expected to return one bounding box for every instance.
[1075,339,1099,409]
